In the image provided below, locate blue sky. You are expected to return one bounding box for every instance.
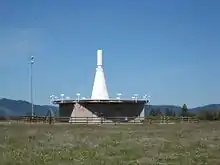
[0,0,220,108]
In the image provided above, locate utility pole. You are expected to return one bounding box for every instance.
[30,56,34,117]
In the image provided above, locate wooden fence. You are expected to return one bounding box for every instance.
[0,116,199,124]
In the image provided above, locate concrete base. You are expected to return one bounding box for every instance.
[69,103,101,123]
[68,103,143,124]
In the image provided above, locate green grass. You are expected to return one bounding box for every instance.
[0,122,220,165]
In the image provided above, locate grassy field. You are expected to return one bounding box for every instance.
[0,122,220,165]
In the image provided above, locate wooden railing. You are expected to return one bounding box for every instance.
[0,116,199,124]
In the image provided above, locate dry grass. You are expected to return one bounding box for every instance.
[0,122,220,165]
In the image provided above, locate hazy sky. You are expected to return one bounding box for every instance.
[0,0,220,108]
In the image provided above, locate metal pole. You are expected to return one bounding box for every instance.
[30,56,34,117]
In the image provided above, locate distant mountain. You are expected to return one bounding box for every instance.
[0,98,219,117]
[191,104,220,113]
[0,98,58,116]
[149,105,181,111]
[145,104,220,115]
[144,105,181,115]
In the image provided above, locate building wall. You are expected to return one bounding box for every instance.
[59,103,74,122]
[59,102,145,122]
[82,102,144,122]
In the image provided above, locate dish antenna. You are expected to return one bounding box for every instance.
[143,94,147,99]
[54,96,58,101]
[76,93,80,102]
[133,94,139,102]
[143,94,151,103]
[60,94,64,102]
[50,95,55,104]
[133,94,139,97]
[116,93,122,100]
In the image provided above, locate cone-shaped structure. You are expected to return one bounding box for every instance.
[91,49,109,100]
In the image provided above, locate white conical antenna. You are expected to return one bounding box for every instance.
[91,49,109,100]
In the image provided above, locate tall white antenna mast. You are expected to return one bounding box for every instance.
[91,49,109,100]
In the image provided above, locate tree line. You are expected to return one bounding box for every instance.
[148,104,220,121]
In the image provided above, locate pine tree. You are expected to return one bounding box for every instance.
[181,104,188,116]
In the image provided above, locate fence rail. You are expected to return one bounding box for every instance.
[0,116,199,124]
